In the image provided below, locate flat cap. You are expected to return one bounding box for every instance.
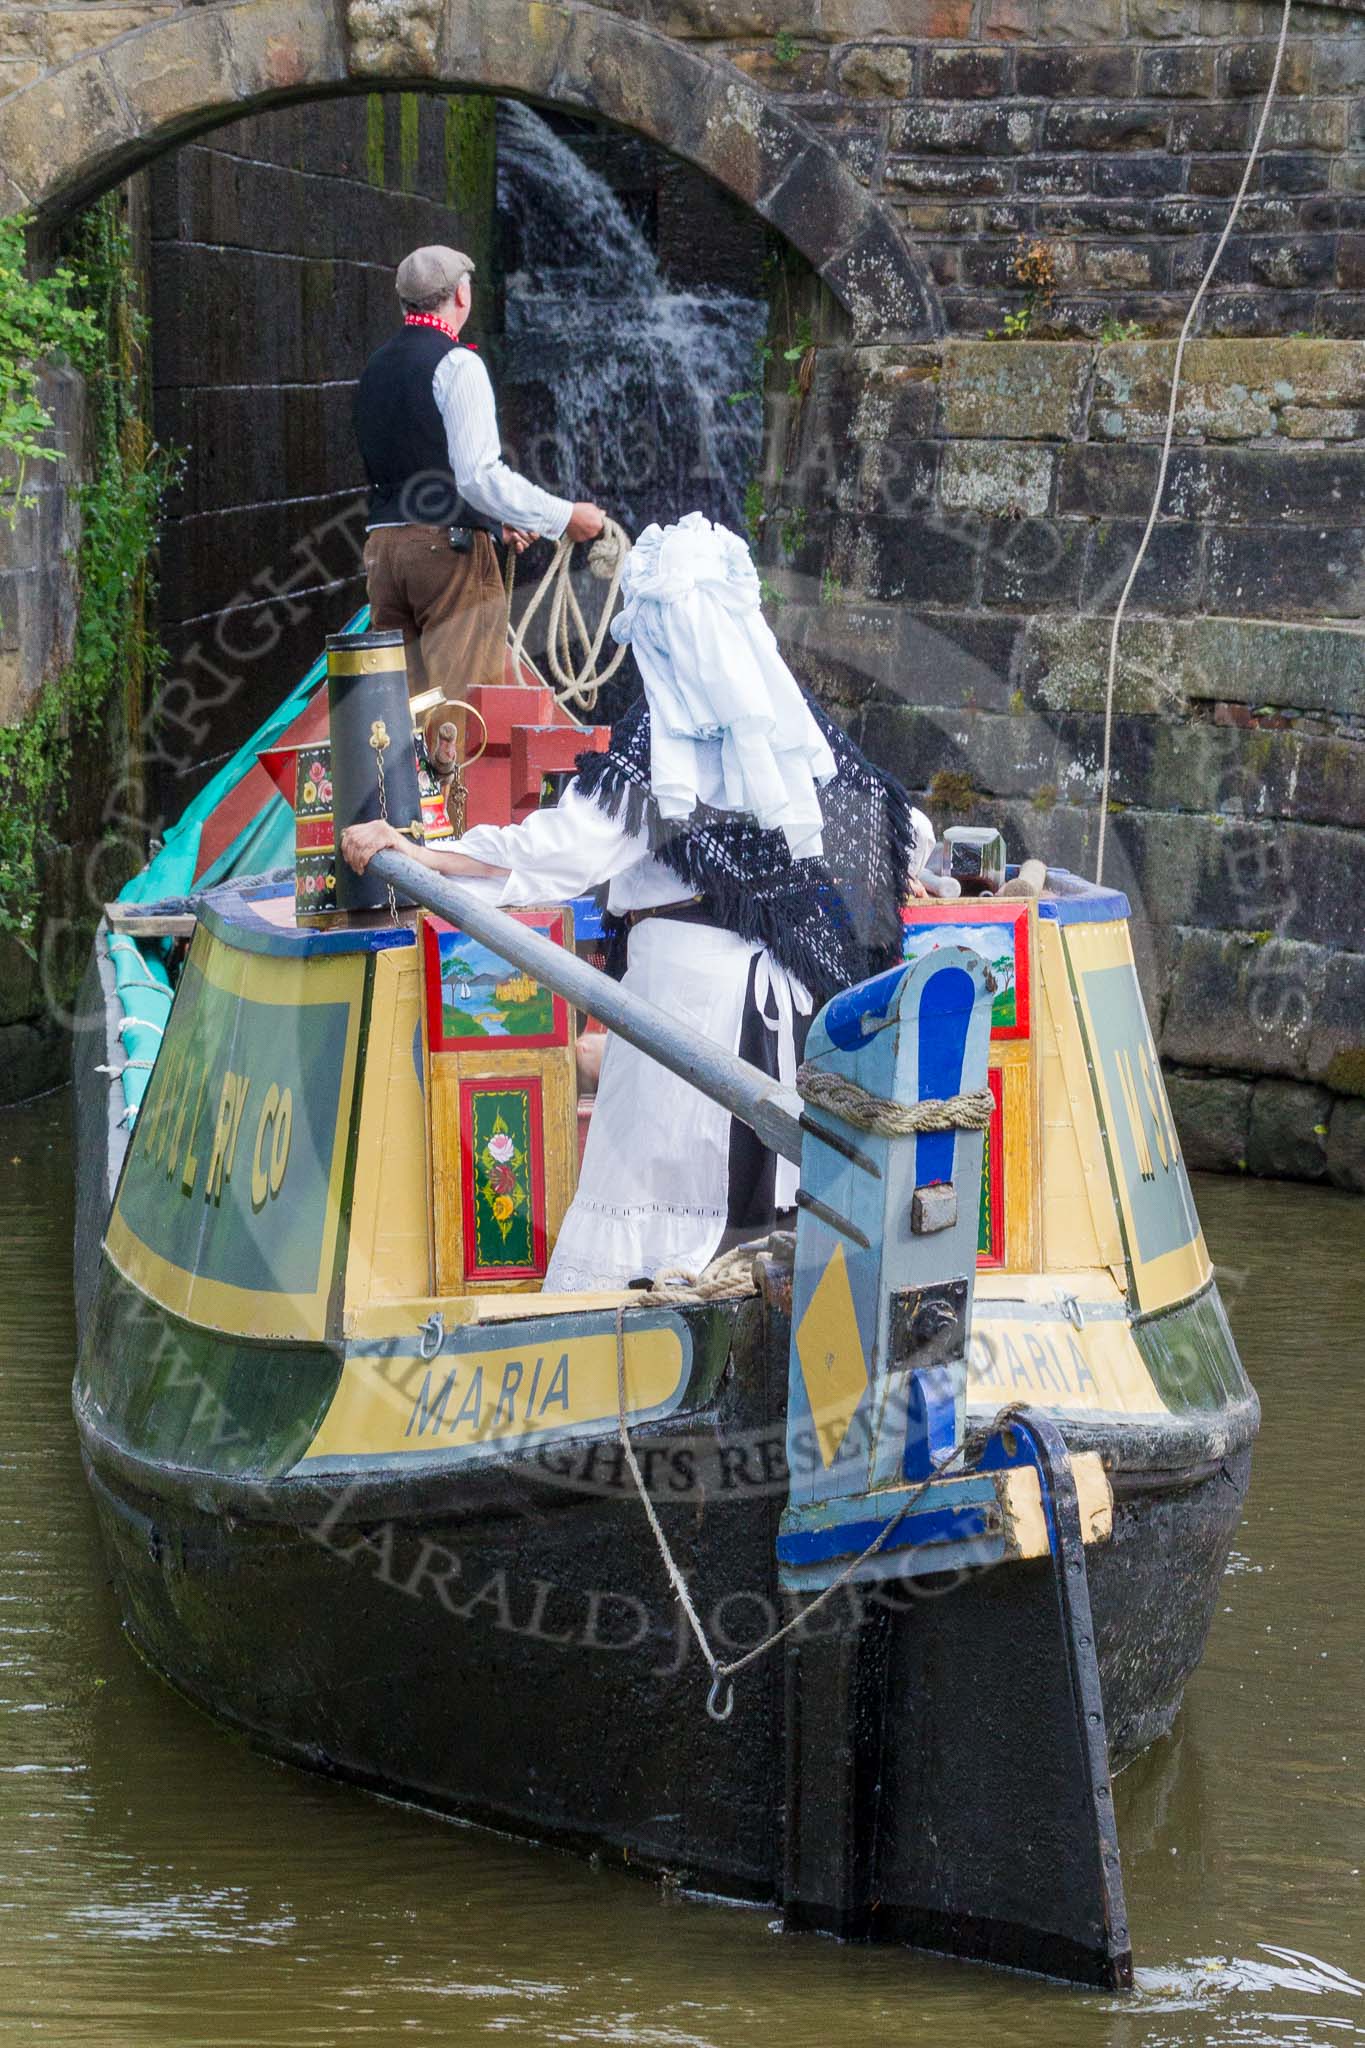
[395,245,475,303]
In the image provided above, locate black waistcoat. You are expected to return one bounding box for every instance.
[353,325,500,532]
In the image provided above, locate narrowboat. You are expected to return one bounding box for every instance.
[72,626,1257,1992]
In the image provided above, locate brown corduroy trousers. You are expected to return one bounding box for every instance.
[363,525,508,703]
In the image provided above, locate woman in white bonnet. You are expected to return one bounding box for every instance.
[344,513,934,1293]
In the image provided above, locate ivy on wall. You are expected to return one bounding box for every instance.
[0,218,98,529]
[0,197,176,949]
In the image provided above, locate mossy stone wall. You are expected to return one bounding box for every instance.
[763,333,1365,1190]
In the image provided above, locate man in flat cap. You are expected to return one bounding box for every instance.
[354,244,605,703]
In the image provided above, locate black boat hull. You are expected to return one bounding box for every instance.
[78,1379,1254,1908]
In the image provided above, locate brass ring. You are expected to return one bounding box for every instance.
[459,700,489,769]
[419,698,490,771]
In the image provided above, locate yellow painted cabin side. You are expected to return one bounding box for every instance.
[326,880,1216,1435]
[101,873,1229,1461]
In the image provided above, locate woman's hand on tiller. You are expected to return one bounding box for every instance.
[341,820,403,875]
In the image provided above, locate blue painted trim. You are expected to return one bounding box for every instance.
[780,1531,1005,1591]
[915,960,973,1188]
[197,887,416,960]
[1035,870,1131,923]
[567,893,606,942]
[777,1498,993,1565]
[781,1473,998,1535]
[820,963,908,1052]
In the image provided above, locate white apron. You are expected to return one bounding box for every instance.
[544,919,809,1294]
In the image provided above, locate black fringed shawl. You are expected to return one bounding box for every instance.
[573,695,926,1008]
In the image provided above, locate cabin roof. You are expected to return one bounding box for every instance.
[198,880,417,959]
[1033,869,1131,925]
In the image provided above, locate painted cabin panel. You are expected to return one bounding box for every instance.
[1036,918,1124,1277]
[423,910,580,1295]
[1064,920,1210,1316]
[298,1310,694,1472]
[344,942,431,1313]
[105,927,365,1342]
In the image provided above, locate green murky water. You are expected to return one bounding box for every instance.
[1,1089,1360,2044]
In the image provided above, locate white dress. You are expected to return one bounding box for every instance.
[453,787,810,1292]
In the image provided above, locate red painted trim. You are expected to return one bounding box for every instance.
[422,910,570,1052]
[900,899,1031,1041]
[194,684,330,881]
[458,1075,547,1282]
[976,1065,1006,1270]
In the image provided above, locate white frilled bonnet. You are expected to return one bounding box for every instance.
[609,513,837,859]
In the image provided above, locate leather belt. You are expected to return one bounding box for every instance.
[625,898,725,931]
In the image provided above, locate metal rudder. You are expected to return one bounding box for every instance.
[778,948,1133,1989]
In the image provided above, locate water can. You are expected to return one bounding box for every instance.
[326,630,426,915]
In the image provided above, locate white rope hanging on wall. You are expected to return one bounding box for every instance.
[1094,0,1297,884]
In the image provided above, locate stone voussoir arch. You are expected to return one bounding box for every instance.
[0,0,941,342]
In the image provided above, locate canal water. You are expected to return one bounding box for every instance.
[1,1088,1360,2045]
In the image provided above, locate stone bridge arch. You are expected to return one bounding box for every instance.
[0,0,941,340]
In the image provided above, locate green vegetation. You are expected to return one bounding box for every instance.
[1324,1047,1365,1099]
[1099,316,1146,345]
[442,96,497,298]
[0,198,175,947]
[726,334,773,409]
[743,477,767,547]
[987,306,1034,342]
[987,237,1057,342]
[783,314,814,398]
[0,217,99,529]
[779,503,806,561]
[928,768,978,815]
[366,94,387,188]
[773,29,798,65]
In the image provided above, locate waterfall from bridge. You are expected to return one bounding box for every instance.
[495,100,767,539]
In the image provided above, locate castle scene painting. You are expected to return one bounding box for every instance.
[436,931,556,1042]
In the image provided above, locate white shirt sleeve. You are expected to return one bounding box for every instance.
[453,784,652,906]
[434,350,575,541]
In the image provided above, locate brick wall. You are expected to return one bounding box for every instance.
[146,92,495,814]
[614,0,1365,339]
[764,332,1365,1190]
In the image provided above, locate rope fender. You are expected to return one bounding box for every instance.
[796,1064,994,1137]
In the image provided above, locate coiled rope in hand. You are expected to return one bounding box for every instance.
[506,517,633,716]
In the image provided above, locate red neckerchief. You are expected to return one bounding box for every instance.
[404,311,477,350]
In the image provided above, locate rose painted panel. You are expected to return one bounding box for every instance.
[459,1078,547,1282]
[422,912,579,1296]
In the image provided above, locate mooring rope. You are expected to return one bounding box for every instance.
[507,518,633,714]
[611,1070,997,1722]
[614,1298,973,1722]
[796,1064,994,1136]
[1095,0,1295,884]
[626,1238,773,1307]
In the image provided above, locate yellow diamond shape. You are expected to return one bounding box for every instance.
[794,1242,869,1468]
